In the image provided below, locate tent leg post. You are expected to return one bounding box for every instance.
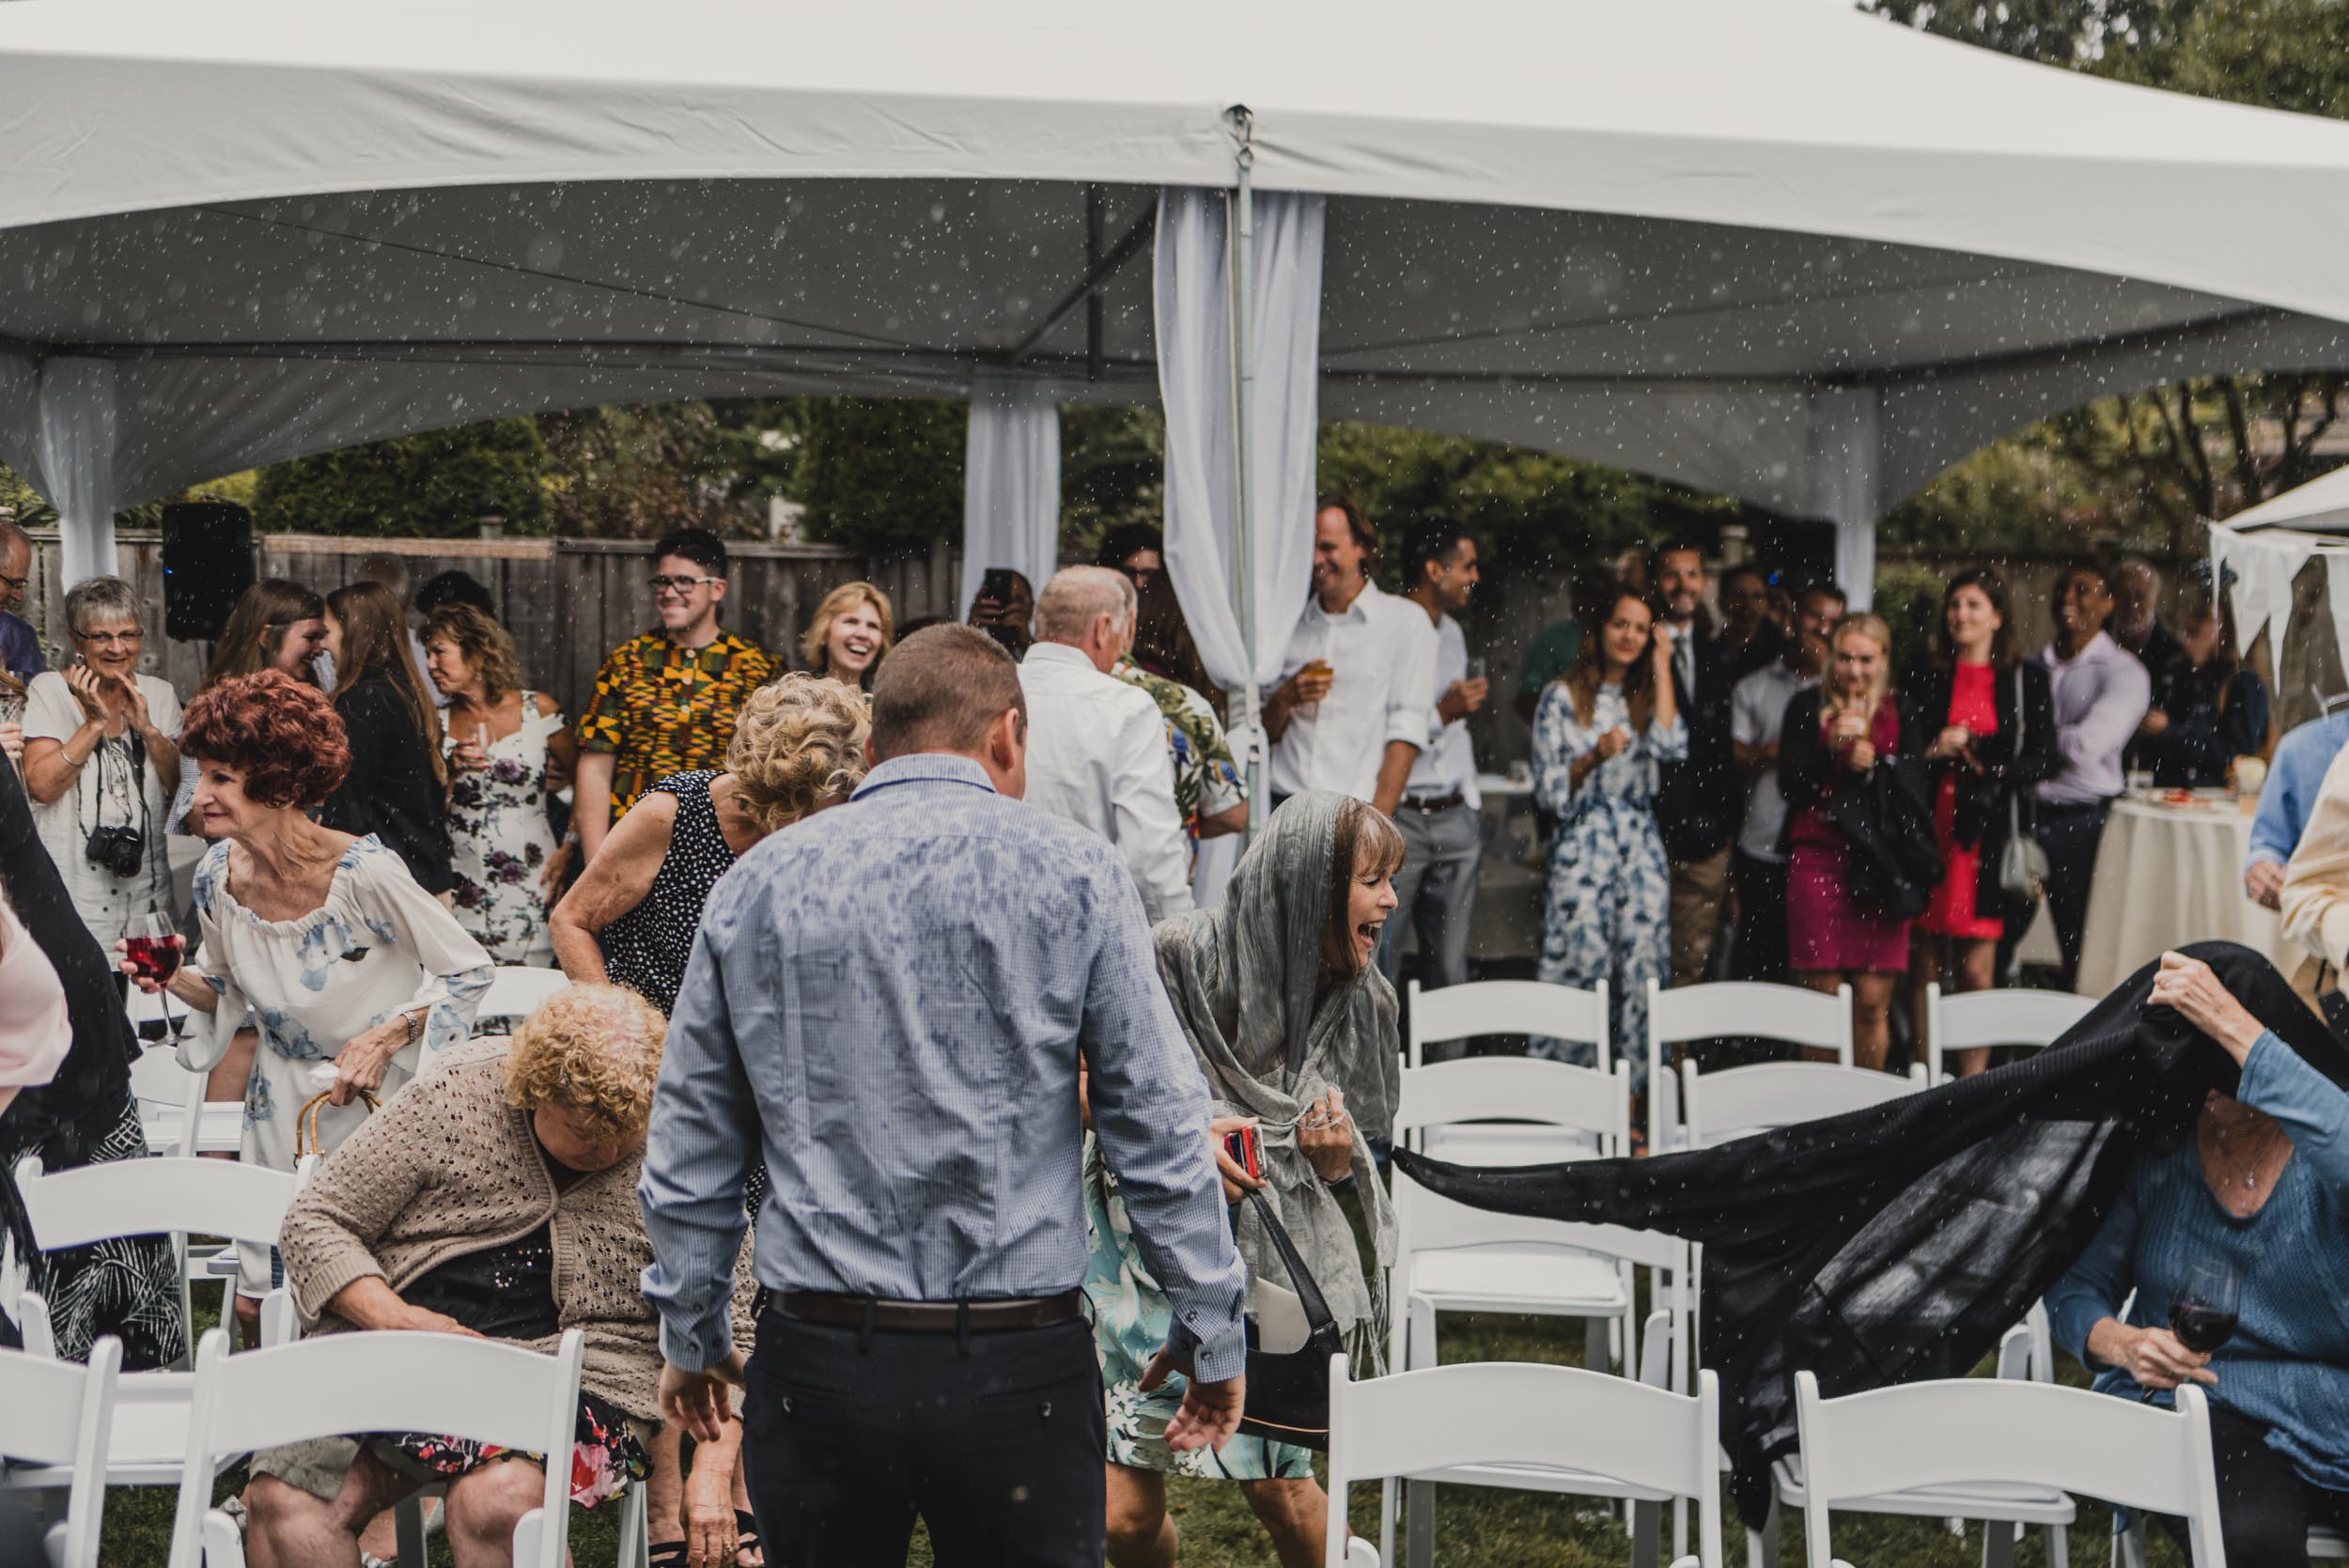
[1229,108,1263,848]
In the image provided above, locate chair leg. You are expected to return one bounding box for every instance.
[1406,1482,1436,1568]
[1748,1496,1781,1568]
[1983,1517,2017,1568]
[396,1496,428,1568]
[1631,1499,1661,1568]
[1377,1477,1396,1568]
[2049,1518,2071,1568]
[620,1480,651,1568]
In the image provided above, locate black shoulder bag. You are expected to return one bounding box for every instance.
[1233,1188,1347,1450]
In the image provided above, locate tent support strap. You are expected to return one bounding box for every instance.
[1229,109,1264,849]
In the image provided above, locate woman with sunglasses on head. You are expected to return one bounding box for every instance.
[19,576,180,955]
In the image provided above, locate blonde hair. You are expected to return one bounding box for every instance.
[799,582,895,684]
[1823,612,1895,724]
[420,603,526,704]
[503,984,667,1141]
[725,673,872,835]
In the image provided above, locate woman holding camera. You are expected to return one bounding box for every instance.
[20,576,181,955]
[125,670,490,1337]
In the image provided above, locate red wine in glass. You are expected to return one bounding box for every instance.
[123,932,183,984]
[2170,1260,2242,1355]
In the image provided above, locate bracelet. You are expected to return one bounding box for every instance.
[403,1009,424,1048]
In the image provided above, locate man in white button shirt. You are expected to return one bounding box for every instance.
[1263,497,1438,817]
[1018,567,1194,922]
[1376,524,1490,1005]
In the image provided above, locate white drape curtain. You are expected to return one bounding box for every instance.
[2209,524,2314,660]
[1807,385,1882,612]
[35,358,123,587]
[958,373,1061,618]
[1155,185,1325,696]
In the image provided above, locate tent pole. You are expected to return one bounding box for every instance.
[1229,109,1264,849]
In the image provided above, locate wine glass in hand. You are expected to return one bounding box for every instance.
[123,912,187,1047]
[2170,1260,2242,1355]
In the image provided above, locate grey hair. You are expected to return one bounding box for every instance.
[1034,566,1134,644]
[64,575,143,636]
[0,518,28,557]
[2109,557,2160,592]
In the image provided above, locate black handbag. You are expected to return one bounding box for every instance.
[1829,754,1943,921]
[1233,1188,1346,1450]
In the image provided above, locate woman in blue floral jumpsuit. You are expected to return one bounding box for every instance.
[1531,585,1685,1093]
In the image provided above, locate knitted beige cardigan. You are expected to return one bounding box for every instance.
[278,1046,754,1424]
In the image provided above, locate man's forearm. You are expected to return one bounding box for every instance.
[1371,741,1419,817]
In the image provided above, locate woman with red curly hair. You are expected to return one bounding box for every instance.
[124,670,492,1339]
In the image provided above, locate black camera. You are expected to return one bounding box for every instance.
[85,825,145,879]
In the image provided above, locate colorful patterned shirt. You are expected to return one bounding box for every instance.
[1112,660,1244,840]
[575,629,780,817]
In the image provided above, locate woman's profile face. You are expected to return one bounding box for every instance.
[190,758,272,841]
[319,611,345,666]
[422,635,474,696]
[531,1100,642,1173]
[1343,845,1401,971]
[274,617,328,677]
[826,601,886,677]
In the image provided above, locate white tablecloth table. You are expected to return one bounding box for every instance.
[2074,797,2284,998]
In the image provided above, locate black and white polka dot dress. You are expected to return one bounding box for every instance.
[599,770,736,1018]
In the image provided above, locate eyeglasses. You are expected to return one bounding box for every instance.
[74,629,143,646]
[650,575,723,597]
[0,570,26,593]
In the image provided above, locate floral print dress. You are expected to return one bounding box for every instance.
[444,693,568,964]
[192,835,492,1297]
[1531,682,1688,1092]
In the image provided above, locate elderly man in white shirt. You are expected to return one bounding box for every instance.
[1375,523,1491,1006]
[1018,567,1194,922]
[1263,497,1438,818]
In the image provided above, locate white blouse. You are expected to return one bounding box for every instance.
[23,670,181,945]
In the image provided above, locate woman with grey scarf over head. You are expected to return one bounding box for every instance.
[1084,790,1404,1568]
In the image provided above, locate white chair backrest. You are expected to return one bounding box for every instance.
[14,1154,301,1250]
[1323,1357,1725,1568]
[476,965,568,1028]
[1926,985,2098,1080]
[169,1327,586,1568]
[1393,1058,1629,1158]
[1794,1372,2226,1568]
[129,1045,210,1159]
[0,1337,121,1568]
[1407,979,1610,1071]
[1647,981,1852,1148]
[1390,1168,1691,1276]
[1676,1060,1921,1150]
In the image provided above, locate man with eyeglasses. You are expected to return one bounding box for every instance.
[0,518,46,687]
[573,528,778,862]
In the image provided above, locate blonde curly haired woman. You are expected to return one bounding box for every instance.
[549,673,869,1016]
[798,581,894,691]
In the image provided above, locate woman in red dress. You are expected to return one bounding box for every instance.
[1780,613,1909,1071]
[1910,568,2059,1075]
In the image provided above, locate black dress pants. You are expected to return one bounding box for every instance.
[741,1313,1106,1568]
[2035,798,2110,989]
[2157,1404,2349,1568]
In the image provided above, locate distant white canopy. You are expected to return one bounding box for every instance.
[8,0,2349,584]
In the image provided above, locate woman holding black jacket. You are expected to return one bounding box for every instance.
[1908,567,2058,1075]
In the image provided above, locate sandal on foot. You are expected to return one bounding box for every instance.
[735,1510,764,1567]
[649,1544,688,1568]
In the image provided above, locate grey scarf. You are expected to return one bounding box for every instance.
[1151,791,1399,1350]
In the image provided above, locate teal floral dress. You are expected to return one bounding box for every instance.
[1082,1136,1315,1479]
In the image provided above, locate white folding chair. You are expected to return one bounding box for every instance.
[168,1327,587,1568]
[1326,1354,1726,1568]
[0,1337,122,1568]
[1647,981,1852,1151]
[1395,1052,1629,1170]
[1925,985,2098,1083]
[1407,978,1610,1069]
[129,1041,241,1158]
[474,965,568,1035]
[1388,1162,1688,1388]
[1676,1058,1925,1151]
[1796,1372,2226,1568]
[1750,1322,2073,1568]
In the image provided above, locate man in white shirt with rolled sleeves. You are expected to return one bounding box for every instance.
[1263,497,1437,819]
[1019,566,1195,922]
[1376,522,1490,1009]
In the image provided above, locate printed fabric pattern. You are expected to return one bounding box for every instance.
[444,693,568,964]
[574,630,780,817]
[1113,660,1244,839]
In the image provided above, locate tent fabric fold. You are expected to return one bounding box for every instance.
[1391,942,2349,1523]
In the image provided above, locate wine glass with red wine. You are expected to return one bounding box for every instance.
[124,912,186,1046]
[2170,1261,2242,1356]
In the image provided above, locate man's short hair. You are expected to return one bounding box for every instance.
[653,527,728,579]
[1315,495,1377,566]
[2108,557,2160,594]
[1719,561,1767,592]
[1799,581,1849,611]
[1651,538,1706,572]
[1096,522,1164,569]
[1403,523,1475,586]
[1034,566,1133,644]
[870,623,1027,761]
[352,551,411,599]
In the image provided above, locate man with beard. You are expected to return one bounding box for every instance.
[1650,541,1740,990]
[1377,523,1491,1004]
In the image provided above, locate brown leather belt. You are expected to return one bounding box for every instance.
[1403,789,1467,814]
[769,1290,1084,1335]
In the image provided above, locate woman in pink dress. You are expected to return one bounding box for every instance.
[1779,613,1908,1070]
[1911,568,2059,1074]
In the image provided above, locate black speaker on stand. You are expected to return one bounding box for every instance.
[162,503,256,643]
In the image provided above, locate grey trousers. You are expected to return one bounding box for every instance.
[1377,801,1484,1012]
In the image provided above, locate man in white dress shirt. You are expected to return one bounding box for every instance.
[1376,524,1490,1006]
[1263,497,1437,817]
[1018,567,1194,922]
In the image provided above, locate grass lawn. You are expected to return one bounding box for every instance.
[82,1303,2192,1568]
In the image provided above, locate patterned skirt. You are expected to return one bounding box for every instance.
[385,1390,650,1509]
[0,1094,185,1368]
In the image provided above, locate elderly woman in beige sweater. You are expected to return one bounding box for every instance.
[245,985,756,1568]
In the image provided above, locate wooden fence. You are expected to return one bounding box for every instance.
[20,531,959,713]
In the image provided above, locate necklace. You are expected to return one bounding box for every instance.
[2204,1118,2284,1191]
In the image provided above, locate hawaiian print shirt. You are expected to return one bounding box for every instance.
[576,629,780,817]
[1112,660,1244,840]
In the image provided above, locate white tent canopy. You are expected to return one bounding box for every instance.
[9,0,2349,596]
